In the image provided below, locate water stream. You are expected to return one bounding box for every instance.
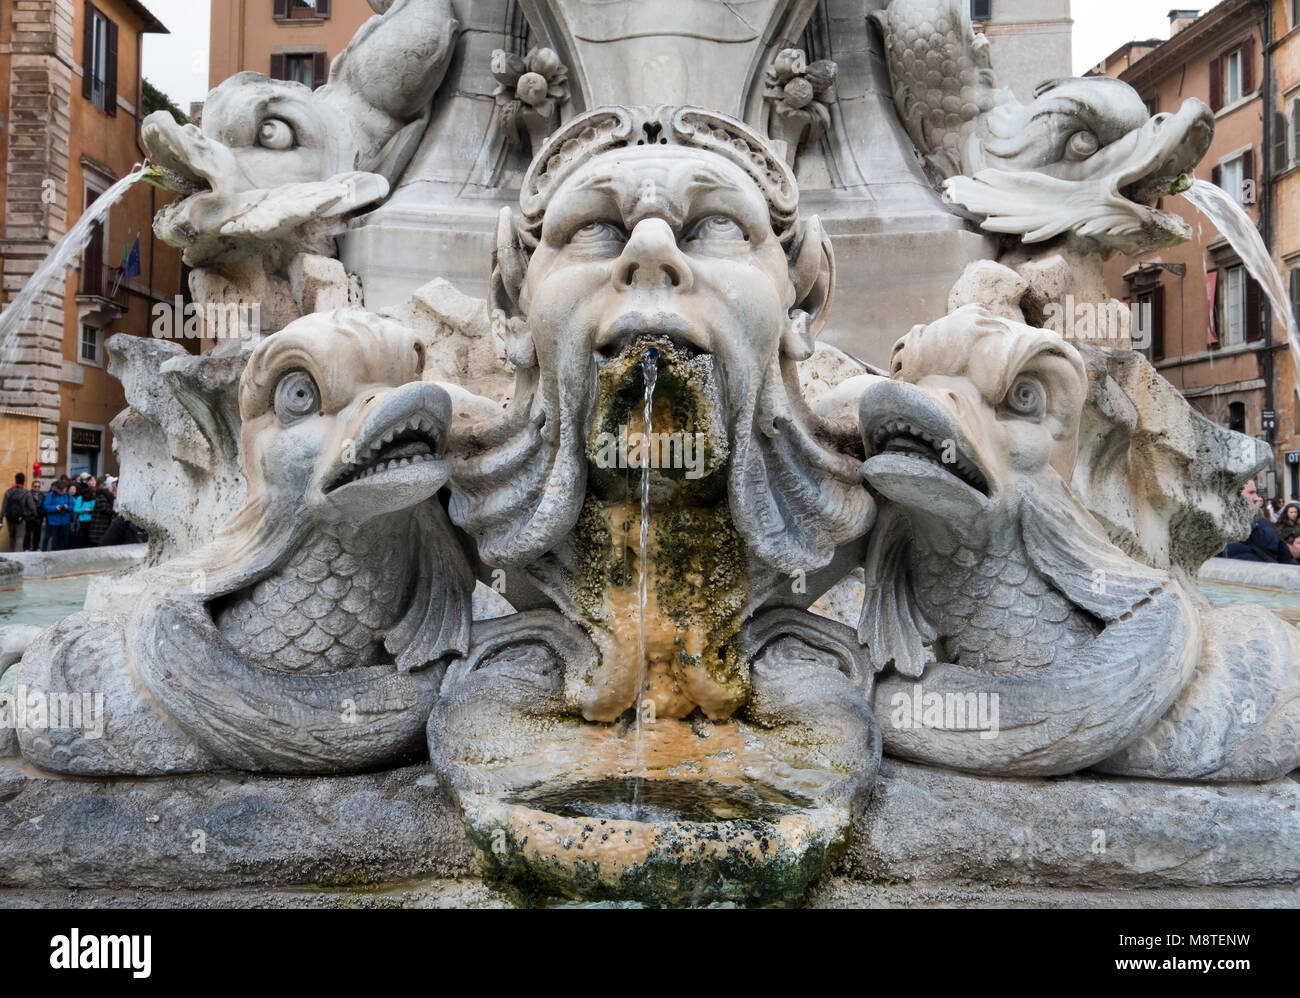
[1181,179,1300,403]
[0,166,147,380]
[631,347,660,819]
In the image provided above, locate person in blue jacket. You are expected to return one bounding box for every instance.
[42,481,73,551]
[71,478,97,548]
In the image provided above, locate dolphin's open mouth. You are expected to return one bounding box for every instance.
[859,381,992,512]
[865,418,990,497]
[327,413,443,492]
[1115,100,1214,212]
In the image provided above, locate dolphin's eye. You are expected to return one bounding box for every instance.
[685,215,746,243]
[1065,130,1099,160]
[1002,376,1045,420]
[257,118,295,151]
[274,371,320,423]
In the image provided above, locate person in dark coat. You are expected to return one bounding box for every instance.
[1223,480,1297,564]
[24,480,44,551]
[86,480,116,546]
[3,472,36,552]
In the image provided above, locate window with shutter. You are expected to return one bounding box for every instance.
[1273,112,1289,175]
[1291,268,1300,328]
[286,1,322,18]
[1219,155,1244,204]
[1294,99,1300,164]
[970,0,992,20]
[1241,36,1255,95]
[80,185,107,297]
[1242,147,1256,203]
[273,0,290,18]
[1210,56,1222,112]
[1223,265,1246,345]
[1224,48,1244,105]
[274,54,318,88]
[1245,274,1264,342]
[82,5,116,115]
[105,18,117,117]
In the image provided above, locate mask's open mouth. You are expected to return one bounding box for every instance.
[595,313,708,365]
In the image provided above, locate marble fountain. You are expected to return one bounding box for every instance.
[1,0,1298,908]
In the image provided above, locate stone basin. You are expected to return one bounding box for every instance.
[444,716,856,907]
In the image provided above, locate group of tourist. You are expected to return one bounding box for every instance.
[1223,480,1300,564]
[2,472,146,553]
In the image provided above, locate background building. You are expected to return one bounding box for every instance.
[209,0,373,94]
[973,0,1073,102]
[0,0,186,524]
[1092,1,1279,491]
[1268,0,1300,499]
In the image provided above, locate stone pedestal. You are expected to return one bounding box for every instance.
[3,758,1295,907]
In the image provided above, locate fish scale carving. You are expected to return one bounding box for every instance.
[910,539,1099,672]
[217,521,414,675]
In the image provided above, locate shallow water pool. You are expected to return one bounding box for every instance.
[0,575,91,629]
[1197,580,1300,625]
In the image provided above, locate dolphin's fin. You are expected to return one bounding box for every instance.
[1020,485,1168,622]
[385,500,474,672]
[859,503,936,677]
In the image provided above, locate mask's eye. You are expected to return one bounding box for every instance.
[567,221,625,248]
[274,371,320,423]
[1002,375,1045,420]
[1065,130,1099,160]
[685,215,746,243]
[257,118,295,150]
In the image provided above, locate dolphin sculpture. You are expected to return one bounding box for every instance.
[14,310,474,775]
[142,0,459,267]
[872,0,1214,254]
[858,306,1300,780]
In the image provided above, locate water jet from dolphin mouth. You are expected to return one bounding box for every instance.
[1181,178,1300,402]
[0,165,148,381]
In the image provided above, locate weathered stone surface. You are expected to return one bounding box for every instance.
[3,757,1297,901]
[845,759,1300,891]
[0,761,476,890]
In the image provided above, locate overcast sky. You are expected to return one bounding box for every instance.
[141,0,211,113]
[140,0,1227,111]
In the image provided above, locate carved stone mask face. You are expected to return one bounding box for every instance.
[520,146,796,388]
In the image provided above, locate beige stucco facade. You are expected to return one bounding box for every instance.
[1095,0,1280,492]
[0,0,185,496]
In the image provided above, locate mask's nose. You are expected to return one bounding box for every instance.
[612,218,694,293]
